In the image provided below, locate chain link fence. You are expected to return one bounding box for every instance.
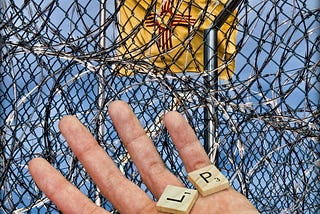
[1,0,319,213]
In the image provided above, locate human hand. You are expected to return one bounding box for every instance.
[28,100,259,214]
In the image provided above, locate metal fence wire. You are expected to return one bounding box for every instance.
[1,0,319,213]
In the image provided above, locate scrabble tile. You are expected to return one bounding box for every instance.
[188,165,229,196]
[156,185,198,214]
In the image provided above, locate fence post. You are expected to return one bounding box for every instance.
[204,28,219,163]
[0,0,4,58]
[94,0,107,207]
[203,0,243,162]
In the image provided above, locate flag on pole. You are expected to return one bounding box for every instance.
[118,0,237,80]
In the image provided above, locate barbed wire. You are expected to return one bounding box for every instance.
[1,0,319,213]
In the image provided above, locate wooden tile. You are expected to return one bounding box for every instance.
[188,165,229,196]
[156,185,198,214]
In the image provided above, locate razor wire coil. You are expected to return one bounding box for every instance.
[1,0,319,213]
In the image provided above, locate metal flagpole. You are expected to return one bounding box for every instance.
[203,0,243,162]
[0,0,5,56]
[94,0,107,207]
[204,28,218,163]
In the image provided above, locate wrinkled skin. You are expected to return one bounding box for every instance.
[29,101,260,214]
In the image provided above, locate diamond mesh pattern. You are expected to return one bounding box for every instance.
[1,0,319,213]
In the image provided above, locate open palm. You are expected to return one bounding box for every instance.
[29,101,259,214]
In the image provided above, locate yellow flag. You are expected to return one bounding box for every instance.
[118,0,237,80]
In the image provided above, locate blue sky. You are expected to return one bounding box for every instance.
[1,0,319,213]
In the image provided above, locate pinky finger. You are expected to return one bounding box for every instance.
[28,158,109,214]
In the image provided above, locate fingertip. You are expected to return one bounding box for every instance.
[108,100,133,120]
[58,115,78,130]
[28,157,50,178]
[108,100,129,111]
[28,157,45,168]
[163,111,186,129]
[109,100,128,107]
[164,111,201,155]
[164,110,182,119]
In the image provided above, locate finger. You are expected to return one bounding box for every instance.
[28,158,108,214]
[163,112,261,213]
[108,100,183,199]
[164,111,211,172]
[58,115,156,214]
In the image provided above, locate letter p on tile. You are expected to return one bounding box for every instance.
[188,165,229,196]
